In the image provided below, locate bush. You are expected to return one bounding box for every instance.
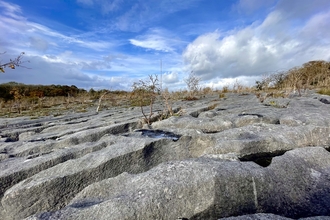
[131,75,160,125]
[184,71,200,98]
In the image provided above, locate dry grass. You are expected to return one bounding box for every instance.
[207,103,218,110]
[317,88,330,96]
[219,93,226,98]
[2,58,329,118]
[0,92,130,118]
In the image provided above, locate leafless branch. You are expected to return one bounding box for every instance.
[0,52,29,73]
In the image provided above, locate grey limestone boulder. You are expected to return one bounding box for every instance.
[26,147,330,220]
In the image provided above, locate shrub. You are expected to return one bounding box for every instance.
[221,86,229,93]
[202,87,213,95]
[183,96,199,101]
[131,75,160,125]
[184,71,200,98]
[219,93,226,98]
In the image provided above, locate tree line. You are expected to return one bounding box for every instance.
[0,82,86,101]
[0,82,131,102]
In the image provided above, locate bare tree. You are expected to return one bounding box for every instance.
[271,71,287,90]
[0,52,28,73]
[131,75,160,125]
[184,71,200,97]
[161,88,174,117]
[285,67,304,96]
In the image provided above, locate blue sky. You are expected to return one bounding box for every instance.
[0,0,329,91]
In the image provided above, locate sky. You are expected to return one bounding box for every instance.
[0,0,329,91]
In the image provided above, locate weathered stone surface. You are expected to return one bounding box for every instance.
[0,91,330,219]
[0,120,140,206]
[2,135,193,219]
[27,147,330,219]
[219,213,293,220]
[220,214,330,220]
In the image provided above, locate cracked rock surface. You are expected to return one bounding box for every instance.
[1,92,330,220]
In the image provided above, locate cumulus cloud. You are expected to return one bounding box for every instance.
[183,0,330,82]
[202,76,261,90]
[162,72,179,84]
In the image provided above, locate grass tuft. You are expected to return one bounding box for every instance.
[317,88,330,96]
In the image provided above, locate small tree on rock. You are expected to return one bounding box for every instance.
[131,75,160,125]
[184,71,200,99]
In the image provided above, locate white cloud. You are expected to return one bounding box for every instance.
[275,0,330,20]
[0,1,125,89]
[130,37,173,52]
[183,2,330,82]
[162,71,179,84]
[0,53,127,90]
[203,75,261,90]
[129,28,185,52]
[0,1,23,20]
[0,3,113,54]
[2,0,329,92]
[300,11,330,44]
[27,22,112,51]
